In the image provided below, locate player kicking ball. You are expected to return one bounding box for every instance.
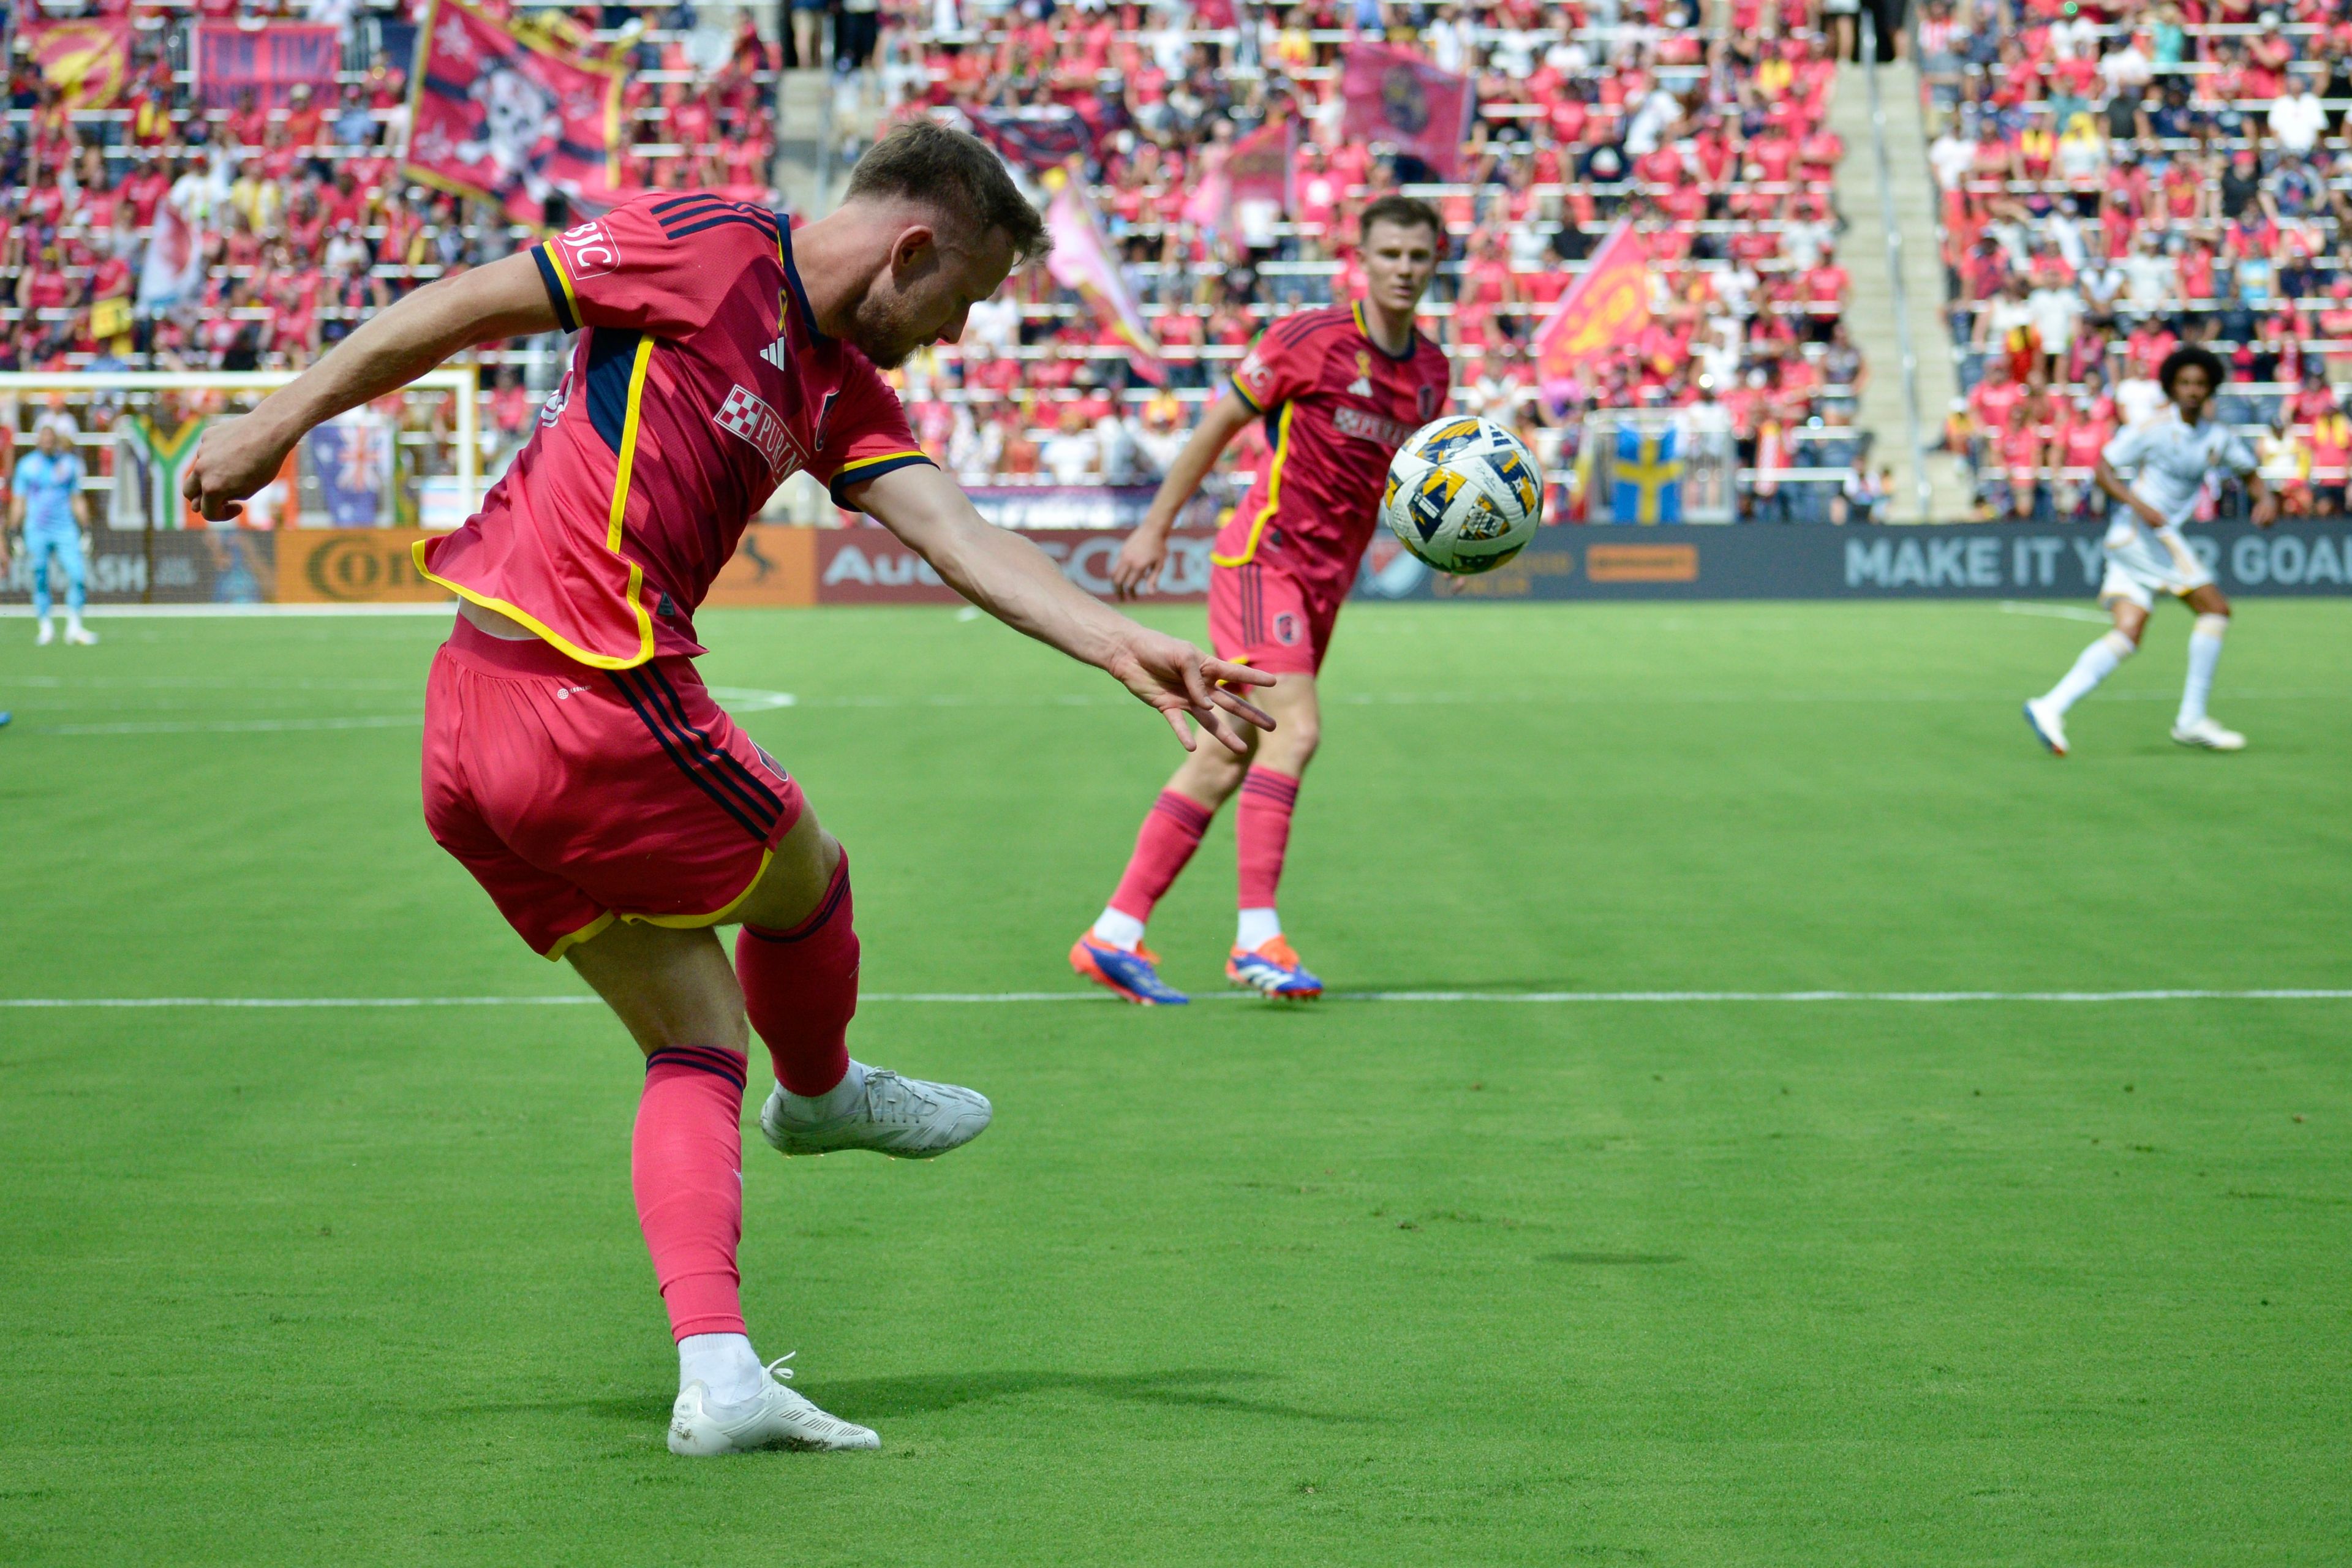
[2025,345,2275,758]
[1071,197,1450,1003]
[182,124,1271,1455]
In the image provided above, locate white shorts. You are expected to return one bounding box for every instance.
[2098,517,2214,610]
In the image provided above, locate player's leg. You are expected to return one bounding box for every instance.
[1072,560,1261,1003]
[729,810,992,1158]
[28,527,55,644]
[2026,578,2147,756]
[1227,670,1324,997]
[2171,582,2243,750]
[564,918,880,1455]
[58,525,93,644]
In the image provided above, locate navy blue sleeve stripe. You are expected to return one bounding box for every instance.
[663,213,781,242]
[532,246,576,332]
[827,453,935,508]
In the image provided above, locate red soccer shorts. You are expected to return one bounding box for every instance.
[421,617,804,959]
[1207,559,1340,677]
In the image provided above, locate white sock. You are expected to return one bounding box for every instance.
[66,610,85,634]
[1091,908,1146,952]
[1236,907,1282,949]
[2178,614,2227,728]
[780,1058,867,1120]
[679,1332,767,1405]
[2044,630,2134,714]
[36,617,52,636]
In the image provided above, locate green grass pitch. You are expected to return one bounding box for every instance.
[1,598,2346,1566]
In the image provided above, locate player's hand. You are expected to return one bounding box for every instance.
[2133,500,2169,530]
[1109,527,1170,600]
[2249,492,2278,528]
[1101,625,1275,753]
[182,413,289,523]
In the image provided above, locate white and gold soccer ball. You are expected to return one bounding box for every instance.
[1381,416,1544,575]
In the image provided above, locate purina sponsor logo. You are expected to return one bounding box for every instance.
[1333,405,1414,449]
[713,384,804,478]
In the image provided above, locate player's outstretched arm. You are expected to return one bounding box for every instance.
[183,252,560,522]
[1109,390,1257,600]
[851,462,1275,753]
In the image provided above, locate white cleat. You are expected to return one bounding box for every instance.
[2171,717,2245,752]
[2022,698,2069,758]
[63,624,97,646]
[34,622,55,647]
[760,1069,992,1159]
[667,1354,880,1455]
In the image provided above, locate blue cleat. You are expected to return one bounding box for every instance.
[1070,933,1189,1005]
[1226,937,1322,1000]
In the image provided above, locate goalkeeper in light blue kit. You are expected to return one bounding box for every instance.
[12,416,97,647]
[2024,345,2273,757]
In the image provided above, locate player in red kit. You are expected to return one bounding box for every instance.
[181,124,1272,1455]
[1071,197,1448,1003]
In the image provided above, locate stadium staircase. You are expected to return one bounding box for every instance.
[1831,55,1972,522]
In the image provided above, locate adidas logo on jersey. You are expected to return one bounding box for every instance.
[715,384,805,479]
[1348,375,1374,397]
[761,336,792,372]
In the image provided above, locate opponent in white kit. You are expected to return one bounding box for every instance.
[2024,345,2275,756]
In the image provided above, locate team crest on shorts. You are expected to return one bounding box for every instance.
[714,384,805,479]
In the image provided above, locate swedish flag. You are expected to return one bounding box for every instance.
[1611,426,1684,524]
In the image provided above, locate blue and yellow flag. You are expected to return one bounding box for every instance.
[1611,426,1683,524]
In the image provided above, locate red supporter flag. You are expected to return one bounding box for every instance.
[1226,116,1295,212]
[1338,44,1471,182]
[195,23,341,111]
[1534,222,1651,399]
[404,0,625,226]
[25,20,130,110]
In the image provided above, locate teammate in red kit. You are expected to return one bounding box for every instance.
[1071,196,1448,1004]
[181,124,1272,1455]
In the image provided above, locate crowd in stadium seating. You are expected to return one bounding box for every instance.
[1923,0,2352,519]
[0,0,1872,520]
[875,0,1871,516]
[0,4,779,483]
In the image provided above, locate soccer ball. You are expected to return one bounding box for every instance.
[1381,416,1544,575]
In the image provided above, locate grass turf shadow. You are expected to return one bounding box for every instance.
[816,1367,1380,1425]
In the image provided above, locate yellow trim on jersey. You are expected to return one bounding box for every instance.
[1210,402,1296,568]
[634,845,777,930]
[541,911,617,962]
[409,333,661,671]
[542,241,581,322]
[831,449,929,486]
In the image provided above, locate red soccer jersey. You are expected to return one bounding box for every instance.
[1215,303,1451,605]
[417,194,929,667]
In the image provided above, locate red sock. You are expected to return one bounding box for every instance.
[1108,789,1218,922]
[1235,767,1299,912]
[736,851,857,1098]
[632,1045,748,1340]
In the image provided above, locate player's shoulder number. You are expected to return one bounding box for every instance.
[554,219,620,282]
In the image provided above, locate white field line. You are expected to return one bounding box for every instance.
[2,989,2346,1009]
[15,687,2346,736]
[1999,600,2115,623]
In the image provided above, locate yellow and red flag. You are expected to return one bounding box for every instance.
[26,20,131,109]
[1534,222,1651,399]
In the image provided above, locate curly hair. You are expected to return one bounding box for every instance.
[2158,344,2227,397]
